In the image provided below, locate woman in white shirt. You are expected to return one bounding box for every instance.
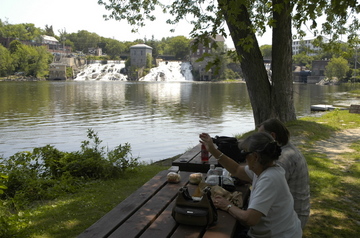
[199,132,302,238]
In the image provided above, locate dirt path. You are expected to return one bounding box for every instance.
[301,127,360,171]
[311,128,360,157]
[292,127,360,157]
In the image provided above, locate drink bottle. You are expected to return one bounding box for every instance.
[207,164,216,177]
[201,144,209,162]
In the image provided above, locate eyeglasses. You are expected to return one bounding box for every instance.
[239,150,253,160]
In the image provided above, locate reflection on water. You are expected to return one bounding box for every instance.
[0,81,359,163]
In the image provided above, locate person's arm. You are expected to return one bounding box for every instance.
[214,195,263,226]
[229,208,263,227]
[199,133,251,182]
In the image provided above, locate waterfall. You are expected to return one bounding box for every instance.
[74,61,193,81]
[140,61,193,81]
[74,61,127,81]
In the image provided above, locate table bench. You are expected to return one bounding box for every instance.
[78,169,249,238]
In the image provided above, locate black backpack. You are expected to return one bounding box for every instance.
[212,136,245,163]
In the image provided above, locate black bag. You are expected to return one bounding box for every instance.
[212,136,245,163]
[172,186,217,227]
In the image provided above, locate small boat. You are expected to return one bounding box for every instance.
[310,104,336,111]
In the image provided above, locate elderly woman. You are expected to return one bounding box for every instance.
[199,132,302,238]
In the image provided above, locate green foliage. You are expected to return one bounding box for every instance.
[101,37,127,59]
[98,0,359,49]
[1,164,167,238]
[224,68,240,80]
[293,52,314,69]
[66,30,102,53]
[4,41,53,78]
[166,36,191,60]
[0,45,13,77]
[66,66,73,78]
[0,164,8,195]
[0,20,43,41]
[325,56,350,81]
[260,44,272,58]
[146,53,153,69]
[0,203,16,238]
[0,129,138,210]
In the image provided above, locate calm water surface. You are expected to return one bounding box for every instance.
[0,81,358,163]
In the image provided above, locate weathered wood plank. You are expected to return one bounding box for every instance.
[139,199,178,238]
[78,170,169,238]
[171,224,204,238]
[173,143,201,163]
[108,171,191,238]
[140,177,204,237]
[202,211,237,238]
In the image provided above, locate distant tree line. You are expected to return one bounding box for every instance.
[0,19,194,78]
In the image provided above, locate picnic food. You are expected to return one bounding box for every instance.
[189,173,203,184]
[167,172,181,183]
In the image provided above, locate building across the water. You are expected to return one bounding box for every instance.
[129,44,153,68]
[292,36,329,56]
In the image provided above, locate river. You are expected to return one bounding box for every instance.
[0,81,359,163]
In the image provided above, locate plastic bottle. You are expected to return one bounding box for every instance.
[207,164,217,177]
[201,144,209,162]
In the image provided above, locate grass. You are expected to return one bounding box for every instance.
[294,110,360,238]
[302,141,360,237]
[3,110,360,237]
[5,165,168,238]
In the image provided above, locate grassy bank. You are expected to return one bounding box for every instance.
[2,110,360,237]
[292,111,360,237]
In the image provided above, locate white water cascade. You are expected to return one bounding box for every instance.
[74,60,193,81]
[139,61,193,81]
[75,61,128,81]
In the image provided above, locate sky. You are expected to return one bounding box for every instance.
[0,0,273,48]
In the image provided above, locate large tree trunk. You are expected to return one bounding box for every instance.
[271,0,297,122]
[219,0,296,126]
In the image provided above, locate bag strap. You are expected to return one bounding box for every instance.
[179,186,193,200]
[203,186,218,225]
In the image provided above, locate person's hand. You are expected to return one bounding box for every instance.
[212,195,232,211]
[199,133,215,151]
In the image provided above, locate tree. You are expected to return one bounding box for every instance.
[146,35,161,59]
[260,45,272,59]
[45,25,55,37]
[325,56,350,82]
[10,42,52,77]
[97,0,359,125]
[28,46,53,78]
[167,36,191,60]
[0,44,14,77]
[102,38,126,59]
[67,30,101,53]
[293,52,314,69]
[0,20,42,41]
[10,42,31,73]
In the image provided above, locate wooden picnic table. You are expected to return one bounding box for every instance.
[78,169,250,238]
[172,143,218,173]
[172,143,246,173]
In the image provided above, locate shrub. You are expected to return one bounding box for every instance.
[0,129,138,209]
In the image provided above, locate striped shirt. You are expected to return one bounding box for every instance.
[276,142,310,228]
